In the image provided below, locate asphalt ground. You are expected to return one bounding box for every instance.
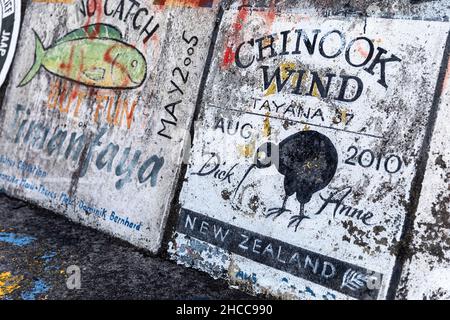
[0,193,254,300]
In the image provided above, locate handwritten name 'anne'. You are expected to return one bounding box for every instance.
[314,187,375,226]
[234,29,401,88]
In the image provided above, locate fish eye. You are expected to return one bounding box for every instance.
[131,60,138,68]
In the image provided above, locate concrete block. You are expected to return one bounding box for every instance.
[0,0,219,253]
[169,2,450,300]
[397,51,450,300]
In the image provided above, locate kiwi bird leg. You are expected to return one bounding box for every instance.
[300,203,305,217]
[288,202,309,231]
[266,195,291,218]
[232,164,256,202]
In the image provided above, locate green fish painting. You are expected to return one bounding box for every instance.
[19,24,147,89]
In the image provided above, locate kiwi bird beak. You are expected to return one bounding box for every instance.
[232,164,256,204]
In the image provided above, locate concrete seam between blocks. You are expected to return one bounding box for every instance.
[386,29,450,300]
[159,6,225,258]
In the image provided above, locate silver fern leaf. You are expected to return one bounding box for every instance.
[341,269,368,291]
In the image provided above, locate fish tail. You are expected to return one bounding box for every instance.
[18,30,45,87]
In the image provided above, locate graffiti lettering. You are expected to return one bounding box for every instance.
[78,0,159,44]
[178,209,382,299]
[261,65,363,102]
[214,117,254,139]
[344,146,403,174]
[47,80,139,130]
[235,29,401,89]
[110,211,141,230]
[252,98,328,123]
[157,31,199,139]
[314,187,375,226]
[0,30,11,56]
[192,153,237,184]
[9,104,164,190]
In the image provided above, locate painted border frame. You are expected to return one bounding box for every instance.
[0,0,21,87]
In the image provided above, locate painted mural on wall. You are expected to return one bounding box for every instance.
[19,24,147,89]
[153,0,213,7]
[232,130,338,231]
[0,0,20,87]
[0,0,218,252]
[169,7,450,300]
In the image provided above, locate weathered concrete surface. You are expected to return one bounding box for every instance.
[0,193,254,299]
[396,56,450,300]
[0,0,220,253]
[0,0,449,301]
[169,0,450,300]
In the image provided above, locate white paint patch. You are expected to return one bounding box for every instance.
[399,57,450,300]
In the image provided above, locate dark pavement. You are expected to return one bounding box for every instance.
[0,193,253,300]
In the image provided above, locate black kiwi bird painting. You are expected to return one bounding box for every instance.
[233,130,338,231]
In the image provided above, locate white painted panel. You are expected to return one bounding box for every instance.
[399,56,450,300]
[170,8,449,299]
[0,0,219,252]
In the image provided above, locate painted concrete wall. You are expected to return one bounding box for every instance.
[396,50,450,300]
[167,0,450,300]
[0,0,219,252]
[0,0,449,300]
